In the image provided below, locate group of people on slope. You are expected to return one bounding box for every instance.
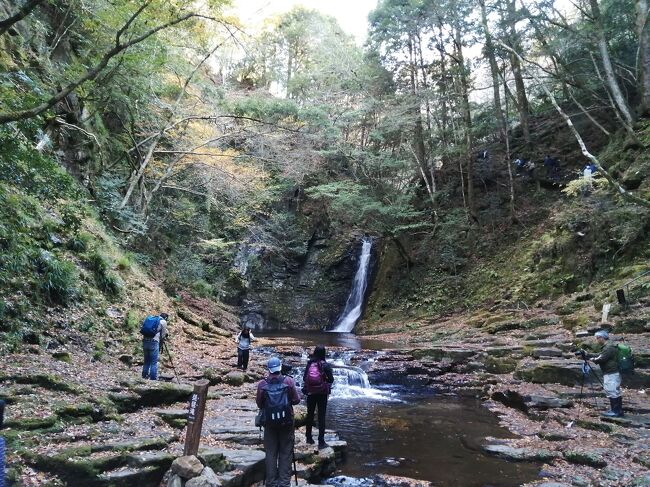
[513,154,599,184]
[139,315,334,487]
[256,346,334,487]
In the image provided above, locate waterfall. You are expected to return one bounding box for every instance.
[330,238,373,333]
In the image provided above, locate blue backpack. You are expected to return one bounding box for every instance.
[140,315,161,338]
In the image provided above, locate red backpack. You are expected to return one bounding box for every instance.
[304,361,330,394]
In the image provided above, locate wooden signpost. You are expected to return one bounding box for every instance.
[183,379,210,456]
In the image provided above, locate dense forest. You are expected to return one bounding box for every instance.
[2,0,649,337]
[1,0,650,485]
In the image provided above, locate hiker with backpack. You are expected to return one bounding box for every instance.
[256,356,301,487]
[588,330,626,417]
[235,326,256,371]
[302,345,334,449]
[140,313,168,381]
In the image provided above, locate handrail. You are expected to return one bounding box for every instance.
[622,269,650,305]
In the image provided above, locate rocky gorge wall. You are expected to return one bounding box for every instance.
[236,199,377,331]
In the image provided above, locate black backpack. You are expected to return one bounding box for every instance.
[258,378,293,428]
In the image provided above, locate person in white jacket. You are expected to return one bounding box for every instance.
[235,326,255,371]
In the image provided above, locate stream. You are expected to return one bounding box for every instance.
[256,331,541,486]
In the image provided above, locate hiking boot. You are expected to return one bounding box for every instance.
[601,398,618,417]
[306,436,314,445]
[613,397,624,417]
[318,440,329,449]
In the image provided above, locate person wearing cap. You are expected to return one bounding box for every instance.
[142,313,168,381]
[256,356,301,487]
[591,330,624,417]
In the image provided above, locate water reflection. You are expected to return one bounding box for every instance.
[327,393,540,487]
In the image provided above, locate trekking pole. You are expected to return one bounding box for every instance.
[163,342,181,384]
[293,443,298,486]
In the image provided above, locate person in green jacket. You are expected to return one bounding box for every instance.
[590,330,624,417]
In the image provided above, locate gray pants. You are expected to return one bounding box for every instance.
[603,372,621,399]
[263,425,294,487]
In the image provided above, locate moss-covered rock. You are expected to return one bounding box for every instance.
[563,450,607,468]
[513,360,584,386]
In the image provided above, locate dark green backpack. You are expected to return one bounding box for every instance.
[617,344,635,373]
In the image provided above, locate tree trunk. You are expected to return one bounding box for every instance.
[637,0,650,117]
[454,26,477,223]
[589,0,635,125]
[506,0,530,146]
[480,0,515,220]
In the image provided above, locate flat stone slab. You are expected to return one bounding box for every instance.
[601,414,650,429]
[482,444,558,462]
[531,348,564,358]
[526,395,573,409]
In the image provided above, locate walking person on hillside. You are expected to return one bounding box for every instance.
[256,356,301,487]
[235,326,255,371]
[590,330,624,417]
[303,345,334,449]
[140,312,168,381]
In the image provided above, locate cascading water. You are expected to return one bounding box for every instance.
[330,238,373,333]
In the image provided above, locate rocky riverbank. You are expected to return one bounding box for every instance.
[359,305,650,487]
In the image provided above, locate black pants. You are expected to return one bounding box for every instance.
[306,394,328,441]
[237,348,250,370]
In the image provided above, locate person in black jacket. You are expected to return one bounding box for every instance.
[302,345,334,449]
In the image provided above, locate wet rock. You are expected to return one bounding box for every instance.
[491,390,528,413]
[482,444,558,461]
[537,483,572,487]
[224,371,246,386]
[526,395,573,409]
[171,455,204,479]
[563,449,607,468]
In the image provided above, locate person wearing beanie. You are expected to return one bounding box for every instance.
[256,356,301,487]
[591,330,624,417]
[302,345,334,449]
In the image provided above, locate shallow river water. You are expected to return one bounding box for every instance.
[256,331,540,486]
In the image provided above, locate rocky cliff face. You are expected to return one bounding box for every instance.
[235,199,372,331]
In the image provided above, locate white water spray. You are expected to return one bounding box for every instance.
[330,238,372,333]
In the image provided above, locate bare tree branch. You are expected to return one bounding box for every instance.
[0,6,200,124]
[0,0,46,36]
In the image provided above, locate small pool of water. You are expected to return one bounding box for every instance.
[326,391,540,486]
[254,331,540,486]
